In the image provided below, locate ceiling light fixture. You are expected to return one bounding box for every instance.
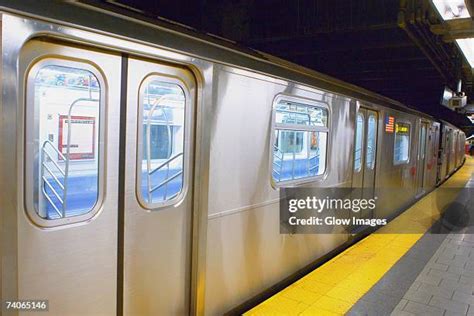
[456,38,474,67]
[432,0,471,20]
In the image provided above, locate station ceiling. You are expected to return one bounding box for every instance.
[95,0,474,134]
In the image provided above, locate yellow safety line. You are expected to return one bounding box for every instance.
[245,156,473,315]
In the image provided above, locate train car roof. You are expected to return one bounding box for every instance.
[440,119,466,132]
[0,0,443,122]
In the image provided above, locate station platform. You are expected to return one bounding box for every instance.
[245,156,474,316]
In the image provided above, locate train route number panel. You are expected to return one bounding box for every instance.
[58,115,96,160]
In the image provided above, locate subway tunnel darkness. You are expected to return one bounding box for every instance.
[109,0,474,136]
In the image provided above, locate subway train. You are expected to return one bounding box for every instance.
[0,2,466,316]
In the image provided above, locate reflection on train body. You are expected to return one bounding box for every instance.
[0,6,467,316]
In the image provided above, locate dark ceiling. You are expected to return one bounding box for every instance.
[97,0,473,134]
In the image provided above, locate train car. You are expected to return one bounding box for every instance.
[0,2,466,315]
[438,120,466,182]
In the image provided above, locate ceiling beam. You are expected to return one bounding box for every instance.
[466,0,474,17]
[272,42,416,58]
[430,18,474,41]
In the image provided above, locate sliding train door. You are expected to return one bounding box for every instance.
[20,40,121,314]
[352,106,378,223]
[445,128,452,176]
[123,58,196,315]
[362,109,378,204]
[453,130,458,170]
[16,32,197,315]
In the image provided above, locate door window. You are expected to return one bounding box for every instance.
[420,125,426,159]
[366,114,377,169]
[28,60,103,220]
[354,113,364,171]
[137,78,187,207]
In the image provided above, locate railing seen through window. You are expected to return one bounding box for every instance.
[366,114,377,169]
[272,99,328,183]
[354,113,364,171]
[33,64,101,219]
[138,79,186,206]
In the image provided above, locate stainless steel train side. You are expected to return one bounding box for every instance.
[204,65,353,314]
[0,3,467,316]
[203,75,447,315]
[439,120,466,182]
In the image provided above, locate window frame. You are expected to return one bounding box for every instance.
[419,123,427,160]
[270,94,330,188]
[135,74,192,210]
[354,112,365,172]
[25,57,107,227]
[365,112,377,170]
[393,120,411,166]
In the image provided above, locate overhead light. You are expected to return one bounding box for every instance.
[456,38,474,67]
[432,0,471,20]
[441,85,454,106]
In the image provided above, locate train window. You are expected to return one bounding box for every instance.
[394,122,410,165]
[354,113,364,171]
[137,78,186,207]
[366,114,377,169]
[420,126,426,160]
[272,98,328,184]
[30,61,102,220]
